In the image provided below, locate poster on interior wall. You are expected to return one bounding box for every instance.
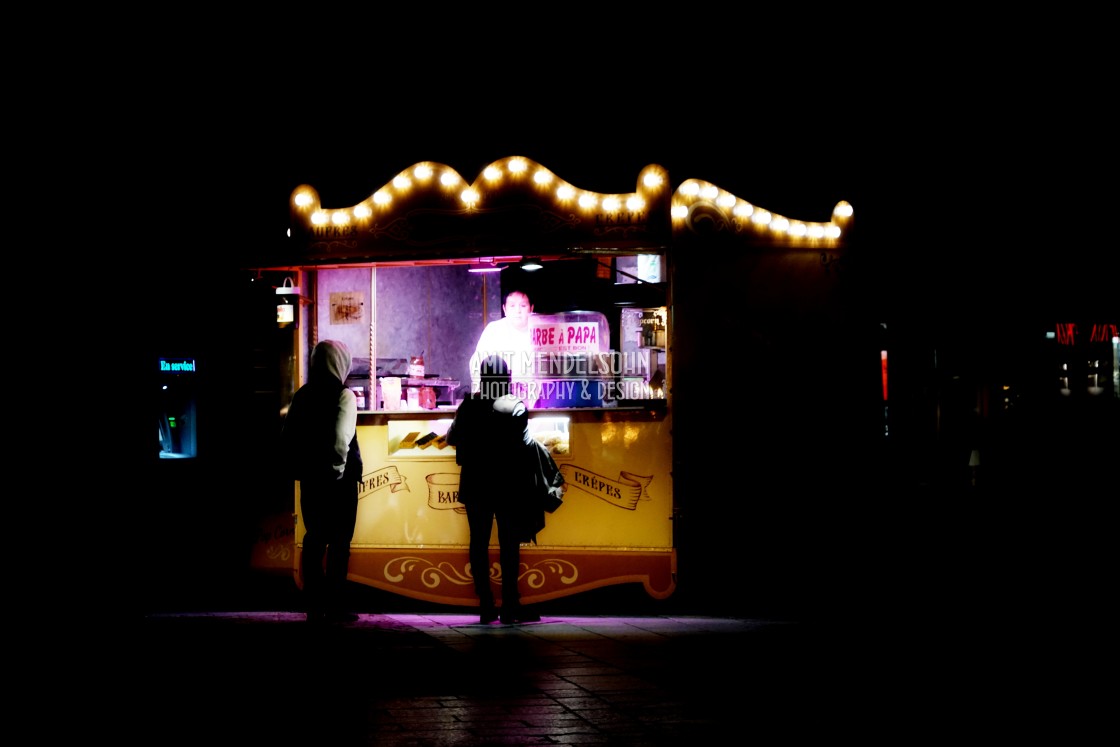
[330,291,364,325]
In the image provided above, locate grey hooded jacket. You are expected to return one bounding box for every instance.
[281,340,362,482]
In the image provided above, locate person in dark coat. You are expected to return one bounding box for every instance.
[446,355,542,624]
[281,339,363,624]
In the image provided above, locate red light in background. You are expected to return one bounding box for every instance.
[880,350,888,401]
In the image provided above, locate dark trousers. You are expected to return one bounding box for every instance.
[300,477,359,614]
[465,501,523,610]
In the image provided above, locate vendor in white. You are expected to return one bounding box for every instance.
[469,289,536,398]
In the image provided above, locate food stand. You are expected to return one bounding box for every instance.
[250,156,852,608]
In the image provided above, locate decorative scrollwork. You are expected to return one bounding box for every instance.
[519,558,579,589]
[683,201,733,236]
[368,217,413,242]
[381,556,579,591]
[535,210,581,233]
[384,556,474,588]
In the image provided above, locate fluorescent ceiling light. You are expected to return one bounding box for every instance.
[467,262,504,273]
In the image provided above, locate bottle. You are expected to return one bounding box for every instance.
[409,353,425,378]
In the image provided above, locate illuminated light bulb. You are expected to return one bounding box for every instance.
[508,158,527,173]
[332,211,350,226]
[671,204,688,218]
[461,188,480,205]
[701,184,718,200]
[789,222,807,237]
[733,203,754,218]
[626,195,645,211]
[414,164,432,180]
[680,181,700,196]
[392,175,411,190]
[354,204,371,219]
[578,194,597,209]
[834,201,854,218]
[602,197,620,212]
[771,217,789,233]
[752,210,772,225]
[808,224,825,239]
[373,190,391,205]
[556,184,575,200]
[311,211,328,225]
[643,172,664,189]
[533,170,553,185]
[717,193,736,208]
[483,166,501,180]
[440,172,459,187]
[295,192,313,207]
[825,225,841,239]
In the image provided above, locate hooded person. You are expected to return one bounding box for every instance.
[281,339,363,624]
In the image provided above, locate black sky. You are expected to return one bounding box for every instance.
[145,45,1114,342]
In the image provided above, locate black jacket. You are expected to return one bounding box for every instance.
[447,392,564,543]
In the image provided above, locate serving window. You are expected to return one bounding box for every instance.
[298,254,667,412]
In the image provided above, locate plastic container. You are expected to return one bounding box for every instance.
[380,377,401,410]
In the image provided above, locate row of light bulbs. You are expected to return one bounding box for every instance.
[291,157,852,244]
[673,180,851,241]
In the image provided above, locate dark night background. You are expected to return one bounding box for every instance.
[42,30,1109,746]
[97,32,1116,638]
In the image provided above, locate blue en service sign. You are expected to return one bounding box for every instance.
[159,358,197,374]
